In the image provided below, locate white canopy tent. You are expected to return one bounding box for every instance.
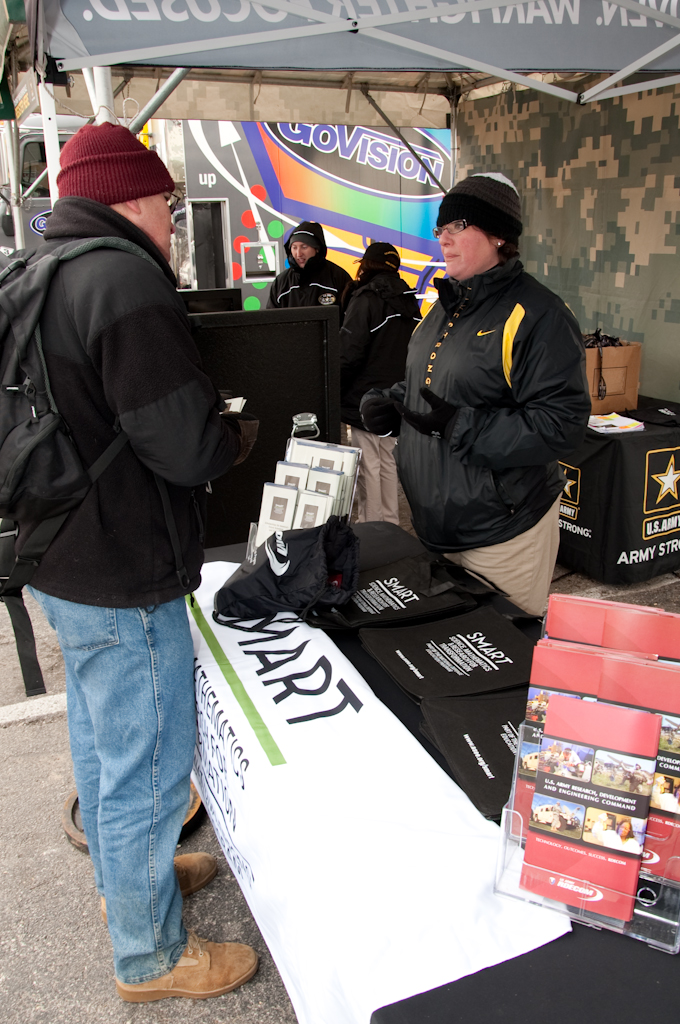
[15,1,680,242]
[28,0,680,105]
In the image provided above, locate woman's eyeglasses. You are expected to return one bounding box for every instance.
[433,219,468,239]
[165,191,183,214]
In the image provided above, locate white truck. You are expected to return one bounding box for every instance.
[0,114,87,252]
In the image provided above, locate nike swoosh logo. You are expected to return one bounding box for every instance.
[477,329,496,336]
[266,537,290,577]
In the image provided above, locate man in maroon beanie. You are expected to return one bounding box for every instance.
[20,123,259,1001]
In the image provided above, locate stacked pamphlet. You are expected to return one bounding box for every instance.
[588,412,644,432]
[253,437,361,548]
[544,593,680,662]
[511,594,680,883]
[520,695,660,921]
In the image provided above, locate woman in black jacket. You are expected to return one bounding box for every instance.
[360,174,590,615]
[340,242,421,523]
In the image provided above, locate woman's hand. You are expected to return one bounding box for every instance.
[396,387,458,440]
[360,395,402,437]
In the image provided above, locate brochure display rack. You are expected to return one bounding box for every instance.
[496,726,680,954]
[495,593,680,955]
[246,434,362,560]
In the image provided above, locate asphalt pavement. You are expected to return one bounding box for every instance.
[0,591,297,1024]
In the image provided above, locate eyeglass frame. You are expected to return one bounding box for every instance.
[432,219,468,240]
[165,190,184,214]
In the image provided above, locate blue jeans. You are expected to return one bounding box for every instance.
[29,588,197,984]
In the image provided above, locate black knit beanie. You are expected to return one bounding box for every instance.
[437,172,522,245]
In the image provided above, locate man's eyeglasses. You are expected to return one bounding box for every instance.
[165,191,183,214]
[433,219,468,239]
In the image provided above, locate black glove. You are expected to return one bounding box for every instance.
[222,411,259,465]
[360,395,402,437]
[396,387,458,440]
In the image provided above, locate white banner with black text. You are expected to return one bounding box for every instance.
[189,561,570,1024]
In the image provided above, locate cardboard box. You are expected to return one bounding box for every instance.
[585,340,642,414]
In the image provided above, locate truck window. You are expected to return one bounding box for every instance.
[21,141,49,197]
[20,138,69,199]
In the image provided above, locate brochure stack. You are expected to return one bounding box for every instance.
[251,437,361,551]
[495,594,680,952]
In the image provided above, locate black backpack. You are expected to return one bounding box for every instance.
[0,237,189,696]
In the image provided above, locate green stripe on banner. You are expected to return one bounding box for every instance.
[187,598,286,766]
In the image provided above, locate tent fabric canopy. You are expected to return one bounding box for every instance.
[28,0,680,104]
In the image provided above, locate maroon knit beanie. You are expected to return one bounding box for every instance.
[57,122,174,205]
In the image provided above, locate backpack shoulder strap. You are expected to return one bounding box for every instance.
[0,236,163,357]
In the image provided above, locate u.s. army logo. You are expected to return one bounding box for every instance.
[559,462,581,522]
[642,447,680,540]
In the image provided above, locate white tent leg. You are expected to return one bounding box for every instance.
[3,123,24,250]
[93,66,116,124]
[82,67,99,117]
[38,81,61,205]
[450,95,458,189]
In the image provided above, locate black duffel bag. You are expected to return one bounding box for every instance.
[213,516,360,623]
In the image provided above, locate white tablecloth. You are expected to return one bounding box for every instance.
[189,562,570,1024]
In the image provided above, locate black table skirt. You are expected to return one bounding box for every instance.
[558,418,680,584]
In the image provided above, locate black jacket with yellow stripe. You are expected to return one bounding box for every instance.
[374,257,590,552]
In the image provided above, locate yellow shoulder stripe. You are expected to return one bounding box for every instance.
[502,303,526,388]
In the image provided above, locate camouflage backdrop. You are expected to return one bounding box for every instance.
[457,85,680,402]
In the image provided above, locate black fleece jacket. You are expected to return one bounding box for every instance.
[18,197,240,607]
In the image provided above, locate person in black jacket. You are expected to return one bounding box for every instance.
[20,124,259,1002]
[340,242,421,523]
[361,173,590,615]
[267,220,351,318]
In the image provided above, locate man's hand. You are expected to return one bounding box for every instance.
[396,387,458,439]
[222,411,259,465]
[360,395,402,437]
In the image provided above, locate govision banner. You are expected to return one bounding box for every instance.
[181,118,448,307]
[188,561,569,1024]
[37,0,680,74]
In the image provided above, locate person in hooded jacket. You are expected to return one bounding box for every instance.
[340,242,421,523]
[267,220,351,319]
[360,172,590,617]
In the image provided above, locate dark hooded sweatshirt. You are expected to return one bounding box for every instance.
[17,197,240,607]
[266,221,351,320]
[340,271,421,429]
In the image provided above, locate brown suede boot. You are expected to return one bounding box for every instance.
[101,852,218,922]
[115,931,258,1002]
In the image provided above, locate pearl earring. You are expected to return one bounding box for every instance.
[497,241,502,247]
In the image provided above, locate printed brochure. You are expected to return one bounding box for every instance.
[520,695,660,921]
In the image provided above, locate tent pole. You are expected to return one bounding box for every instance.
[93,67,116,124]
[3,123,24,249]
[82,67,98,117]
[128,68,191,135]
[361,87,446,194]
[592,72,680,101]
[38,81,61,203]
[581,32,680,103]
[449,90,460,190]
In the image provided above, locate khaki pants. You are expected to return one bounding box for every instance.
[347,425,400,525]
[444,494,561,617]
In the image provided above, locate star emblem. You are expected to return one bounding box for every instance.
[652,455,680,503]
[563,477,576,499]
